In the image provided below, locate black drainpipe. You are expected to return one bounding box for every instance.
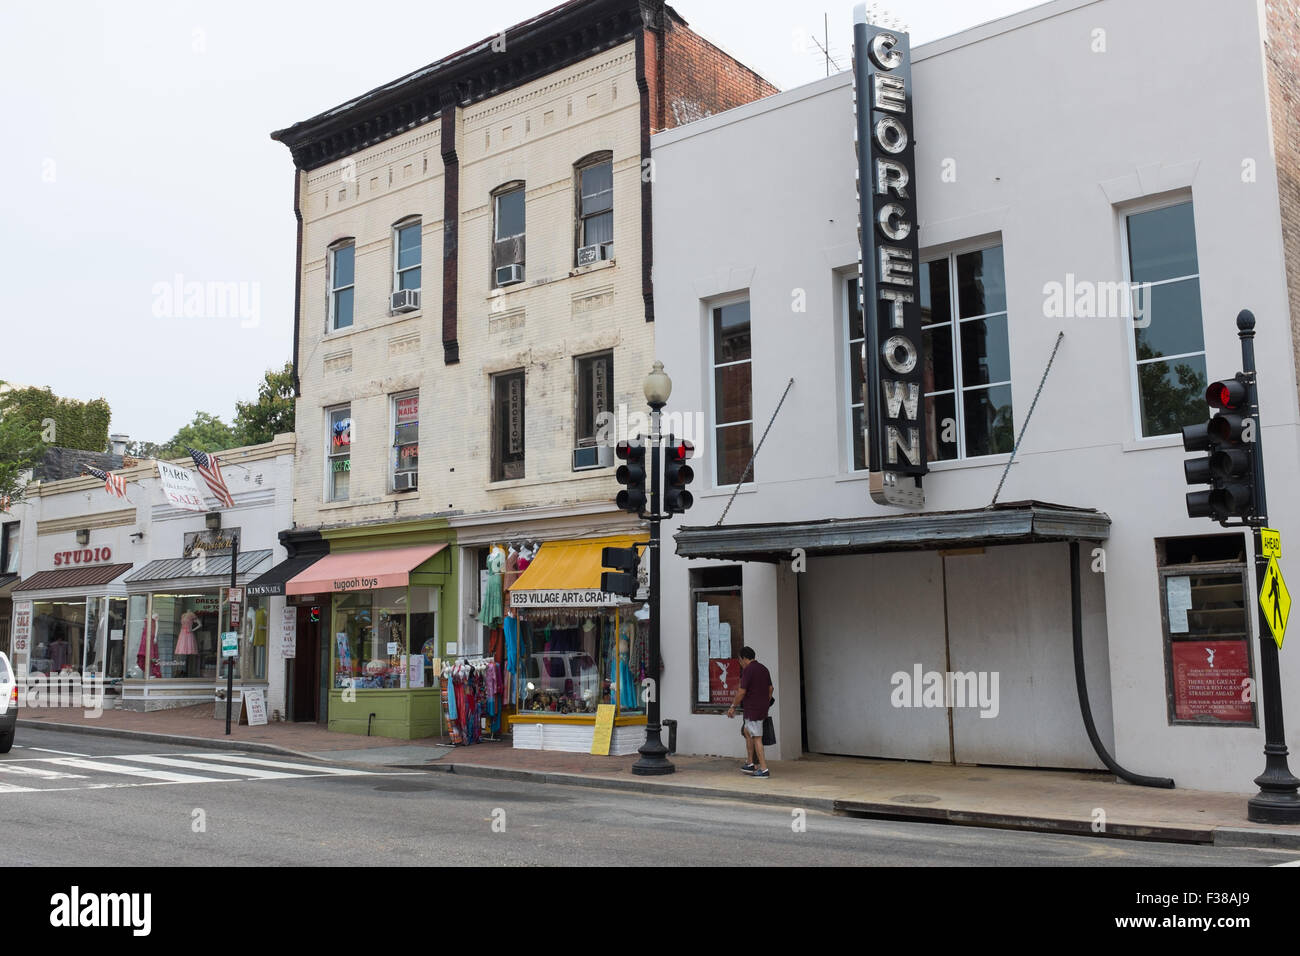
[1070,540,1174,789]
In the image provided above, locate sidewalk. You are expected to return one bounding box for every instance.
[19,705,1300,850]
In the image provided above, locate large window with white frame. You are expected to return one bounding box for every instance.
[493,183,526,287]
[576,153,613,262]
[393,219,421,294]
[919,245,1014,462]
[1124,199,1206,438]
[711,299,754,485]
[328,241,355,331]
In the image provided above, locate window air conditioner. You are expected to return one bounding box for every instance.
[577,244,600,267]
[495,263,524,286]
[391,289,421,313]
[599,241,614,260]
[393,471,418,492]
[572,444,615,471]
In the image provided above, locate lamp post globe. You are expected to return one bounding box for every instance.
[644,360,672,409]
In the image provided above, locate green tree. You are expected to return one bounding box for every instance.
[156,412,237,459]
[0,385,111,452]
[0,381,45,504]
[233,362,295,447]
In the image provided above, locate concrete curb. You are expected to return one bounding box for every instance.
[20,721,1300,850]
[17,718,338,763]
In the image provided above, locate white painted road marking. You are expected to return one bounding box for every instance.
[0,763,85,779]
[0,780,38,793]
[45,757,224,784]
[25,746,91,757]
[117,754,301,779]
[193,753,373,775]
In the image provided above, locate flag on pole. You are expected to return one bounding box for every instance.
[83,465,128,498]
[186,447,234,507]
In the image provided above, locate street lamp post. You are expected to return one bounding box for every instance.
[632,361,675,776]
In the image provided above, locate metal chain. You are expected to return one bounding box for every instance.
[716,377,795,526]
[989,331,1065,508]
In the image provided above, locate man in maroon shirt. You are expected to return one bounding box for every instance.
[727,646,773,777]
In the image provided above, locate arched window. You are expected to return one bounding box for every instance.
[574,151,613,264]
[327,238,355,330]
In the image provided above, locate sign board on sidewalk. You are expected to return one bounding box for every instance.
[220,631,239,659]
[281,607,297,659]
[243,687,268,726]
[589,704,616,755]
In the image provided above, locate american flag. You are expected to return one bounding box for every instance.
[83,465,127,498]
[186,447,234,507]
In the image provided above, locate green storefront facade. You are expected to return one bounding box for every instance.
[309,520,457,740]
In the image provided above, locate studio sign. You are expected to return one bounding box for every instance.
[854,11,926,506]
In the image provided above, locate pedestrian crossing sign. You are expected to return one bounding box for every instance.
[1260,557,1290,650]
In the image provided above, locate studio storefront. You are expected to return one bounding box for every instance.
[285,532,456,739]
[11,561,135,695]
[506,535,649,754]
[122,534,273,711]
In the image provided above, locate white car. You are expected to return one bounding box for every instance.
[0,652,16,753]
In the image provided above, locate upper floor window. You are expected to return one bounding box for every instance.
[1,521,19,575]
[327,405,351,501]
[576,153,613,263]
[329,241,355,330]
[493,184,526,287]
[575,351,613,448]
[393,220,421,293]
[392,392,419,493]
[1125,200,1206,438]
[711,300,754,486]
[919,246,1014,462]
[491,370,526,482]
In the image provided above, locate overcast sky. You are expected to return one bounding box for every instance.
[0,0,1040,447]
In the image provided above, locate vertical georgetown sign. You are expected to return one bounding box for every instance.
[853,5,926,508]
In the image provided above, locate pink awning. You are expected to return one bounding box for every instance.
[285,544,446,595]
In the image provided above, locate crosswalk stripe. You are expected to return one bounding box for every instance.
[0,780,38,793]
[194,753,372,776]
[114,755,301,779]
[45,757,224,784]
[0,764,85,780]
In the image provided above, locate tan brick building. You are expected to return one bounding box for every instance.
[270,0,774,739]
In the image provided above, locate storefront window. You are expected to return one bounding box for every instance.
[125,594,150,679]
[29,599,86,677]
[237,596,270,681]
[152,592,220,680]
[334,588,407,689]
[516,608,644,715]
[690,566,744,713]
[84,597,126,683]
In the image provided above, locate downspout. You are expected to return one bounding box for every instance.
[1070,540,1174,788]
[290,166,304,396]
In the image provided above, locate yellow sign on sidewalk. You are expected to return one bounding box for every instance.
[1261,528,1282,559]
[1259,557,1291,650]
[589,704,616,755]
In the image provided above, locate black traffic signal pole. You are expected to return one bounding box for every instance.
[1238,310,1300,823]
[632,402,674,776]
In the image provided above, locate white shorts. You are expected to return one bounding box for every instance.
[744,719,764,737]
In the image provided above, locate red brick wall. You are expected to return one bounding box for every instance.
[652,20,779,133]
[1264,1,1300,379]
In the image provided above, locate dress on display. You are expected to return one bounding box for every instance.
[479,547,504,626]
[175,611,199,656]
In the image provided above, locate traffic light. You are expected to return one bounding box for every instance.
[1182,375,1256,523]
[663,435,695,515]
[600,546,641,598]
[615,440,646,513]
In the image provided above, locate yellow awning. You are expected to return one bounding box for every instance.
[510,535,647,608]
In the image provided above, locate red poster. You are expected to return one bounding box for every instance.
[709,658,741,706]
[1172,640,1254,722]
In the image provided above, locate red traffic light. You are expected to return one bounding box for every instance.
[1206,379,1247,411]
[615,439,645,461]
[666,438,695,462]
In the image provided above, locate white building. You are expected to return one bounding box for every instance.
[8,436,296,716]
[650,0,1300,793]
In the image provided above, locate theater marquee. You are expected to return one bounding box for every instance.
[853,6,926,507]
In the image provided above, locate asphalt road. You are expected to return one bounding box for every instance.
[3,727,1297,867]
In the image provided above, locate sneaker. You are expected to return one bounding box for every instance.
[752,768,770,778]
[740,763,756,774]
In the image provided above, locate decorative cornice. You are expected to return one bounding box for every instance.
[270,0,675,171]
[37,510,137,536]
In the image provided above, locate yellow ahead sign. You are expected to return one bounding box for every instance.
[1261,528,1282,559]
[1260,557,1291,650]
